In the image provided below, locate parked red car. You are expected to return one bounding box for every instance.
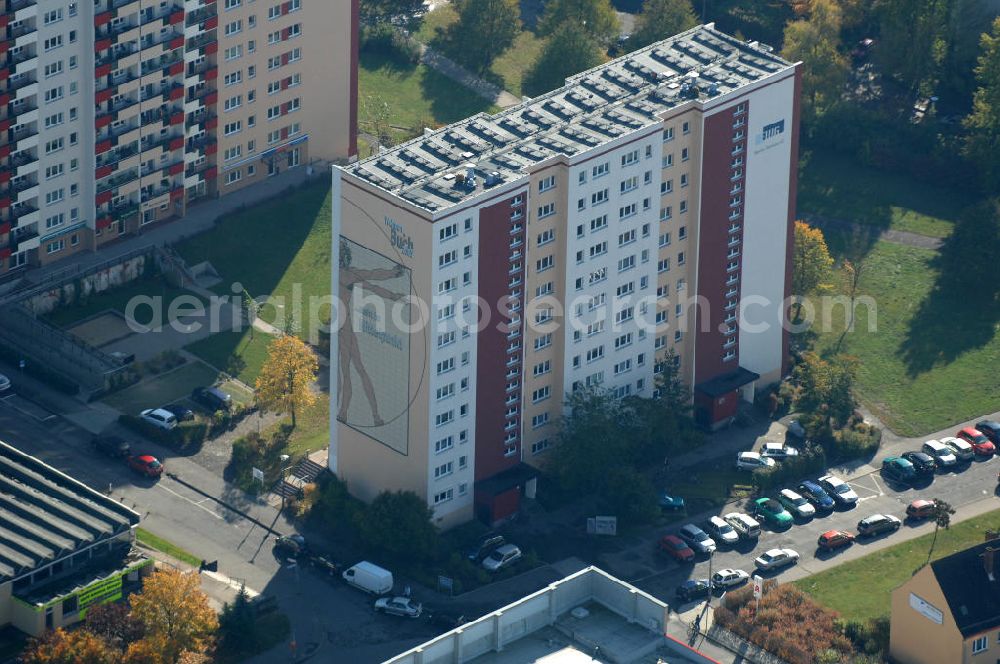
[657,534,695,562]
[906,499,935,519]
[957,427,996,456]
[128,454,163,478]
[817,530,855,550]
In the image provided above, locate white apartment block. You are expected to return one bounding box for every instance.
[331,24,801,527]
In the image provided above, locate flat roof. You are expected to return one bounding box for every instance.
[0,440,140,582]
[344,23,794,213]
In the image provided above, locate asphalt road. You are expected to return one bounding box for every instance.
[631,454,1000,607]
[0,396,441,663]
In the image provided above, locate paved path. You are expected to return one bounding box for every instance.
[803,213,945,251]
[417,42,522,108]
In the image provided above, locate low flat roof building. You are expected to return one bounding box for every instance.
[0,440,149,636]
[384,566,718,664]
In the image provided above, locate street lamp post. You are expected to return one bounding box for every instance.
[278,453,292,513]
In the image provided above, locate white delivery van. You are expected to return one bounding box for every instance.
[342,561,393,595]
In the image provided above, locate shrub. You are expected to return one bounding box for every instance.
[751,443,827,491]
[839,615,890,656]
[829,423,881,462]
[360,24,421,64]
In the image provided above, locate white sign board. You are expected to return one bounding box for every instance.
[909,593,943,624]
[752,575,763,599]
[586,516,618,536]
[252,467,265,483]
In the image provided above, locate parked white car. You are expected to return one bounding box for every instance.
[818,474,859,507]
[711,568,750,589]
[483,544,522,572]
[140,408,178,431]
[374,597,422,618]
[754,548,799,572]
[0,373,10,393]
[704,516,740,546]
[677,524,716,554]
[940,437,974,462]
[922,440,957,467]
[760,442,799,460]
[778,489,816,519]
[736,452,776,470]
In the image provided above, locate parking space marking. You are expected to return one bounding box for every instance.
[0,394,57,422]
[157,483,225,520]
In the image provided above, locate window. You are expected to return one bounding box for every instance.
[436,410,454,426]
[616,282,634,298]
[226,170,242,185]
[44,112,64,129]
[225,19,242,36]
[618,255,635,272]
[537,229,554,246]
[434,436,454,453]
[434,462,454,479]
[225,0,242,8]
[682,121,690,134]
[224,146,242,161]
[533,361,551,377]
[439,249,458,267]
[224,95,242,112]
[532,439,552,454]
[619,203,636,220]
[971,636,987,654]
[47,240,65,254]
[224,71,242,86]
[586,346,604,363]
[663,153,674,168]
[591,189,609,205]
[589,241,607,258]
[537,203,555,219]
[618,229,636,246]
[621,150,639,167]
[590,215,608,232]
[536,282,553,297]
[45,138,64,154]
[659,232,671,247]
[614,359,632,375]
[680,174,689,188]
[536,255,554,273]
[678,226,687,240]
[615,333,633,349]
[433,489,453,505]
[663,127,674,142]
[681,147,689,162]
[45,213,65,229]
[45,164,64,179]
[44,35,63,51]
[661,180,673,194]
[534,333,552,350]
[268,30,282,45]
[44,8,63,24]
[45,189,65,205]
[44,86,64,103]
[437,331,456,348]
[620,176,638,193]
[225,45,243,61]
[578,170,587,184]
[660,206,672,221]
[437,358,455,374]
[532,386,551,403]
[44,61,64,77]
[679,200,688,214]
[658,258,670,273]
[224,120,241,136]
[592,162,609,178]
[538,175,555,192]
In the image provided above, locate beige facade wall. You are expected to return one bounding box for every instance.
[521,160,571,463]
[655,108,701,389]
[300,0,354,161]
[890,566,964,664]
[333,176,445,515]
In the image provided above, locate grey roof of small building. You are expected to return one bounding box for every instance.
[344,23,794,213]
[930,539,1000,637]
[0,440,140,582]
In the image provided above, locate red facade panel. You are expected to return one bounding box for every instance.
[0,222,11,235]
[168,61,184,76]
[474,192,527,482]
[204,166,217,180]
[94,11,113,26]
[695,103,747,387]
[95,165,113,179]
[169,36,185,50]
[96,191,113,206]
[95,63,112,78]
[205,142,217,155]
[170,112,184,126]
[204,92,217,105]
[169,86,185,100]
[0,69,9,82]
[0,145,9,160]
[95,140,113,154]
[168,162,184,175]
[205,42,218,55]
[0,171,9,185]
[0,119,10,133]
[95,88,114,105]
[170,187,184,200]
[96,215,113,230]
[95,38,112,51]
[205,67,218,80]
[0,247,11,261]
[205,116,218,130]
[205,15,218,30]
[168,9,185,24]
[0,15,9,29]
[95,114,113,130]
[168,137,185,151]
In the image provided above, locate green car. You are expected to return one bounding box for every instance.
[881,456,917,484]
[753,497,794,528]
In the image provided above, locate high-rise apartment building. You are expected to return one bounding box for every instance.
[0,0,357,276]
[331,24,801,528]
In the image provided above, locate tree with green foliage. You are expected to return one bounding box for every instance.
[630,349,702,460]
[926,498,956,564]
[965,18,1000,192]
[361,0,424,25]
[793,351,857,429]
[446,0,521,75]
[630,0,698,51]
[218,586,257,656]
[524,20,604,96]
[357,490,438,563]
[537,0,620,46]
[873,0,953,96]
[781,0,848,119]
[602,466,660,525]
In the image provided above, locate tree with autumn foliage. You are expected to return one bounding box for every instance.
[780,0,848,119]
[129,568,218,664]
[791,221,834,321]
[20,628,116,664]
[255,334,319,427]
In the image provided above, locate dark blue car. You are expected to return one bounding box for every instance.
[797,480,835,511]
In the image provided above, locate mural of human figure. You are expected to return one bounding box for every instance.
[337,241,406,428]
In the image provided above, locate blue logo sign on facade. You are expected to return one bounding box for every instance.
[755,119,785,145]
[385,216,414,258]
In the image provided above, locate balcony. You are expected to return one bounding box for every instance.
[142,133,176,153]
[185,5,216,26]
[185,110,215,129]
[185,134,215,151]
[184,160,212,178]
[97,19,139,42]
[97,142,139,169]
[140,183,172,202]
[141,51,183,77]
[187,31,216,52]
[8,0,36,12]
[96,42,139,68]
[185,83,215,104]
[8,21,36,40]
[97,169,139,193]
[7,72,36,91]
[7,46,35,67]
[10,124,36,143]
[108,95,139,114]
[110,200,139,219]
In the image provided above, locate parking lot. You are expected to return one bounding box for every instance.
[612,453,1000,608]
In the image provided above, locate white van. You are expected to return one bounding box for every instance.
[723,512,761,540]
[342,561,393,595]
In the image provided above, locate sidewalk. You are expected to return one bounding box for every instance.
[13,162,330,292]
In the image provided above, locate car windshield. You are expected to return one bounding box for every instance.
[762,553,777,562]
[791,496,807,506]
[832,484,849,494]
[671,540,687,550]
[717,522,734,533]
[149,460,161,468]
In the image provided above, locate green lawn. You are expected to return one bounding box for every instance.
[185,330,275,386]
[409,2,457,44]
[798,151,978,238]
[136,527,202,567]
[669,465,755,513]
[102,361,220,416]
[795,508,1000,622]
[810,238,1000,436]
[44,276,204,329]
[285,393,330,457]
[359,52,500,144]
[491,30,546,98]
